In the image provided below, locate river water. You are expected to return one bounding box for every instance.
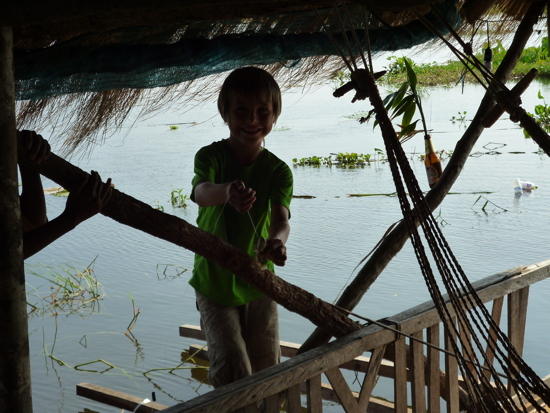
[25,78,550,412]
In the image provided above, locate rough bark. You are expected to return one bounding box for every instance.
[0,27,33,413]
[17,146,361,339]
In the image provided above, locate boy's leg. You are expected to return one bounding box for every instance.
[195,292,251,388]
[241,294,280,374]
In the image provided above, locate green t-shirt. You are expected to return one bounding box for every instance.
[189,139,293,306]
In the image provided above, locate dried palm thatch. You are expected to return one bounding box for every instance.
[6,0,543,155]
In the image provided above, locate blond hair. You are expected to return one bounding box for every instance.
[217,67,282,122]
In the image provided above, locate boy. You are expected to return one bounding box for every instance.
[189,67,293,388]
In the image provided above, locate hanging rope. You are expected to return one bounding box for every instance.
[319,4,550,411]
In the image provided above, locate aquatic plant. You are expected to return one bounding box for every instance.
[471,195,508,214]
[525,91,550,137]
[153,198,165,211]
[170,187,189,208]
[26,258,104,316]
[450,111,468,123]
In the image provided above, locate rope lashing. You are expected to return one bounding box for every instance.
[318,4,550,411]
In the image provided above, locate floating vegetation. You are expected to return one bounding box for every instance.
[26,257,104,316]
[292,152,372,168]
[153,198,165,211]
[125,291,141,336]
[156,263,189,280]
[434,209,450,227]
[348,193,397,197]
[170,125,179,130]
[273,126,290,131]
[344,111,371,120]
[293,195,316,199]
[472,195,508,214]
[171,187,189,208]
[450,111,468,123]
[43,186,70,197]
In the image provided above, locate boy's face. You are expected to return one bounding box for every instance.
[225,94,274,148]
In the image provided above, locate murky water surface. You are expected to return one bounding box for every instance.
[26,79,550,412]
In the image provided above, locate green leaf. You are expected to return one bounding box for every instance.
[399,120,419,137]
[402,99,417,127]
[404,58,417,92]
[391,95,415,121]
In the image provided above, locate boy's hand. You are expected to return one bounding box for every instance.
[258,238,287,267]
[62,170,113,227]
[18,130,51,164]
[227,180,256,213]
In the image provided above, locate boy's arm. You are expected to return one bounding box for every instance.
[18,130,50,227]
[194,180,256,213]
[259,204,290,267]
[23,171,112,259]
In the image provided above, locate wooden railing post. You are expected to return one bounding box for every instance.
[445,319,460,413]
[426,325,441,413]
[507,286,530,395]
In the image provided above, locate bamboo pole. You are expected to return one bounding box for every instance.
[0,26,33,413]
[16,146,361,340]
[298,0,546,404]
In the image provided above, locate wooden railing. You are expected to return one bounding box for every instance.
[77,259,550,412]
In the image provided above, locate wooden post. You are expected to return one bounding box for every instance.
[0,27,33,413]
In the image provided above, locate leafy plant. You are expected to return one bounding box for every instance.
[170,187,189,208]
[524,90,550,138]
[366,57,429,142]
[26,258,104,316]
[153,198,164,211]
[450,111,468,123]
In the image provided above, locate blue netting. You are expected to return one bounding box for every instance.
[14,0,461,101]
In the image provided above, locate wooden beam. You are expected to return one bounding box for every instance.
[0,26,33,413]
[18,145,360,340]
[76,383,167,412]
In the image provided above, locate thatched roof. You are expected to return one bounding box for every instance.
[5,0,539,154]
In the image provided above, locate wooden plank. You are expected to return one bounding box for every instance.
[243,402,257,413]
[483,297,504,382]
[324,367,361,413]
[508,286,530,395]
[508,287,529,357]
[511,373,550,411]
[411,331,426,413]
[180,325,300,359]
[306,375,322,413]
[186,339,399,379]
[396,261,550,338]
[426,325,440,413]
[394,335,408,413]
[445,321,459,413]
[264,393,281,413]
[286,384,302,413]
[358,345,386,412]
[77,383,167,412]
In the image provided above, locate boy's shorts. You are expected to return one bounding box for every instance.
[195,291,280,388]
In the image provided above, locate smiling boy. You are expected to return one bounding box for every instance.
[189,67,293,388]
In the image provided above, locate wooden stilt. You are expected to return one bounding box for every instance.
[0,26,33,413]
